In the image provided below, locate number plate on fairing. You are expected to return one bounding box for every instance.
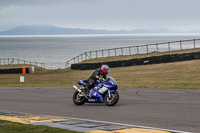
[93,92,97,96]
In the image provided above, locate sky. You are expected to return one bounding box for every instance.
[0,0,200,32]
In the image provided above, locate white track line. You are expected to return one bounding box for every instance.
[63,116,192,133]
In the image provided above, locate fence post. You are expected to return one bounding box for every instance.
[102,50,104,57]
[12,58,14,65]
[137,46,139,54]
[85,52,87,60]
[168,42,171,51]
[81,54,83,61]
[129,47,131,55]
[115,48,117,56]
[67,62,69,68]
[180,41,182,50]
[90,52,92,59]
[194,39,196,48]
[121,47,123,56]
[96,51,98,58]
[86,52,90,59]
[108,49,110,57]
[146,45,149,54]
[156,44,158,52]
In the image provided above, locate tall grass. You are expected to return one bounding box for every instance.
[0,59,200,89]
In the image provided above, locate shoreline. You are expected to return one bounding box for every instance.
[1,33,200,37]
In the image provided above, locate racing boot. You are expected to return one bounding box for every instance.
[82,87,90,96]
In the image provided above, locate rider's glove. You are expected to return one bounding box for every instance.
[99,78,107,82]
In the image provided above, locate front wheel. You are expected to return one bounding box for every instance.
[73,91,86,105]
[104,91,119,106]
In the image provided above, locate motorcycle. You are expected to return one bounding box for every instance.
[72,76,119,106]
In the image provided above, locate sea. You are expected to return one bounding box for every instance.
[0,34,200,69]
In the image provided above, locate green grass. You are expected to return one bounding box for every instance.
[0,59,200,89]
[1,49,200,89]
[0,121,81,133]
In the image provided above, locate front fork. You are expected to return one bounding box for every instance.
[108,89,111,98]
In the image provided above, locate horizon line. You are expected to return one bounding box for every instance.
[1,24,200,33]
[1,33,200,37]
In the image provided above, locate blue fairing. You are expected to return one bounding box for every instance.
[87,88,104,103]
[78,76,118,103]
[78,79,87,87]
[110,90,116,93]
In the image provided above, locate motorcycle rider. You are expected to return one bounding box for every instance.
[83,64,110,95]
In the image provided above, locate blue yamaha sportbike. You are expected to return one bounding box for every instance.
[72,76,119,106]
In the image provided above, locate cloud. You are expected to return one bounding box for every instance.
[0,0,55,9]
[0,0,100,9]
[0,0,200,31]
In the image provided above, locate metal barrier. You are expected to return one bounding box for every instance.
[66,39,200,68]
[0,58,45,68]
[1,39,200,69]
[71,52,200,70]
[0,59,67,70]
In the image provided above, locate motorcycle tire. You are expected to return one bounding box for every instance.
[73,91,86,105]
[104,91,119,106]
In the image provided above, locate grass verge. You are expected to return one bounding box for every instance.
[0,59,200,89]
[0,120,81,133]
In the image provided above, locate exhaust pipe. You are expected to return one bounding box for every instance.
[73,85,81,92]
[73,85,87,97]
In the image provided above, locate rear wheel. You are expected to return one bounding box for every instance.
[73,91,86,105]
[104,91,119,106]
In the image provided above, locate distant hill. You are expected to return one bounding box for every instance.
[0,24,199,35]
[0,25,111,35]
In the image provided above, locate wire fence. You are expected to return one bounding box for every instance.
[1,39,200,69]
[0,58,68,70]
[66,39,200,68]
[0,58,45,68]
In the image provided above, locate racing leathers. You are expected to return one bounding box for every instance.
[86,68,107,91]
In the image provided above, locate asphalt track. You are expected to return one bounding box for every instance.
[0,87,199,133]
